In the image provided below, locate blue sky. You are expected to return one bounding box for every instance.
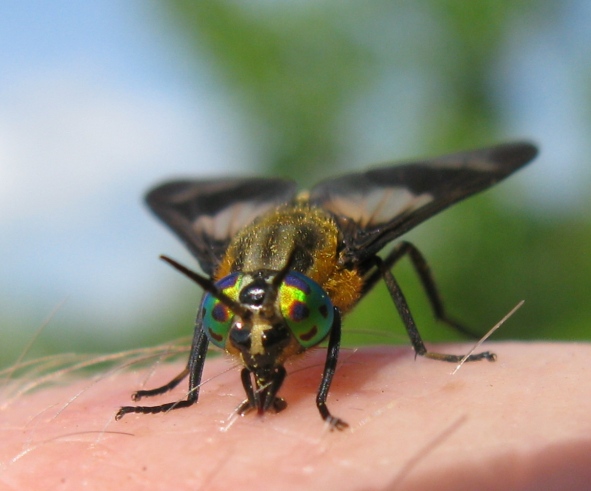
[1,1,590,355]
[0,2,259,347]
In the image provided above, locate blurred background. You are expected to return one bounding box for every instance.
[1,1,590,369]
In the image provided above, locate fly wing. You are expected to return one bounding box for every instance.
[309,142,538,266]
[146,178,298,276]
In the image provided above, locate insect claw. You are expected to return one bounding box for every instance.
[272,397,287,413]
[326,416,349,431]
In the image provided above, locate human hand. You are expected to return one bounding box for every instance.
[2,342,590,490]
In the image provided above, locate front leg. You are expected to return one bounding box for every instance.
[316,308,348,430]
[116,317,210,419]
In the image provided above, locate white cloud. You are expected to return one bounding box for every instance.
[0,64,256,226]
[0,63,257,340]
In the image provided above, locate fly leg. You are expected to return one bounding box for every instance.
[362,241,487,339]
[129,367,189,401]
[375,253,496,362]
[316,308,348,430]
[235,367,287,417]
[116,320,210,419]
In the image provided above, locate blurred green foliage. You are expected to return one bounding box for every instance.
[157,0,589,345]
[6,1,589,370]
[169,1,374,178]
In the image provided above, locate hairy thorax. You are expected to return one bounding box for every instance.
[215,202,363,313]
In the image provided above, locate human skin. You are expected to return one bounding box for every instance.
[1,342,590,491]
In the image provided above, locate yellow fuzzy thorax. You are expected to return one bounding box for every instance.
[215,203,363,313]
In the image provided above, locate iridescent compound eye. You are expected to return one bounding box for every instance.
[201,273,242,348]
[279,272,334,348]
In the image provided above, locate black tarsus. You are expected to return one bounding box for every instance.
[262,367,287,413]
[371,251,496,363]
[361,241,487,340]
[115,314,210,420]
[316,308,348,430]
[130,366,189,401]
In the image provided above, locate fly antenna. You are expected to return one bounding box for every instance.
[160,255,251,318]
[272,247,298,290]
[262,247,299,314]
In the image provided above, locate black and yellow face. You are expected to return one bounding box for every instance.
[203,270,335,361]
[200,266,335,412]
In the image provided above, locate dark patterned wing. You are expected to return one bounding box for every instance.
[309,142,538,266]
[146,178,298,276]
